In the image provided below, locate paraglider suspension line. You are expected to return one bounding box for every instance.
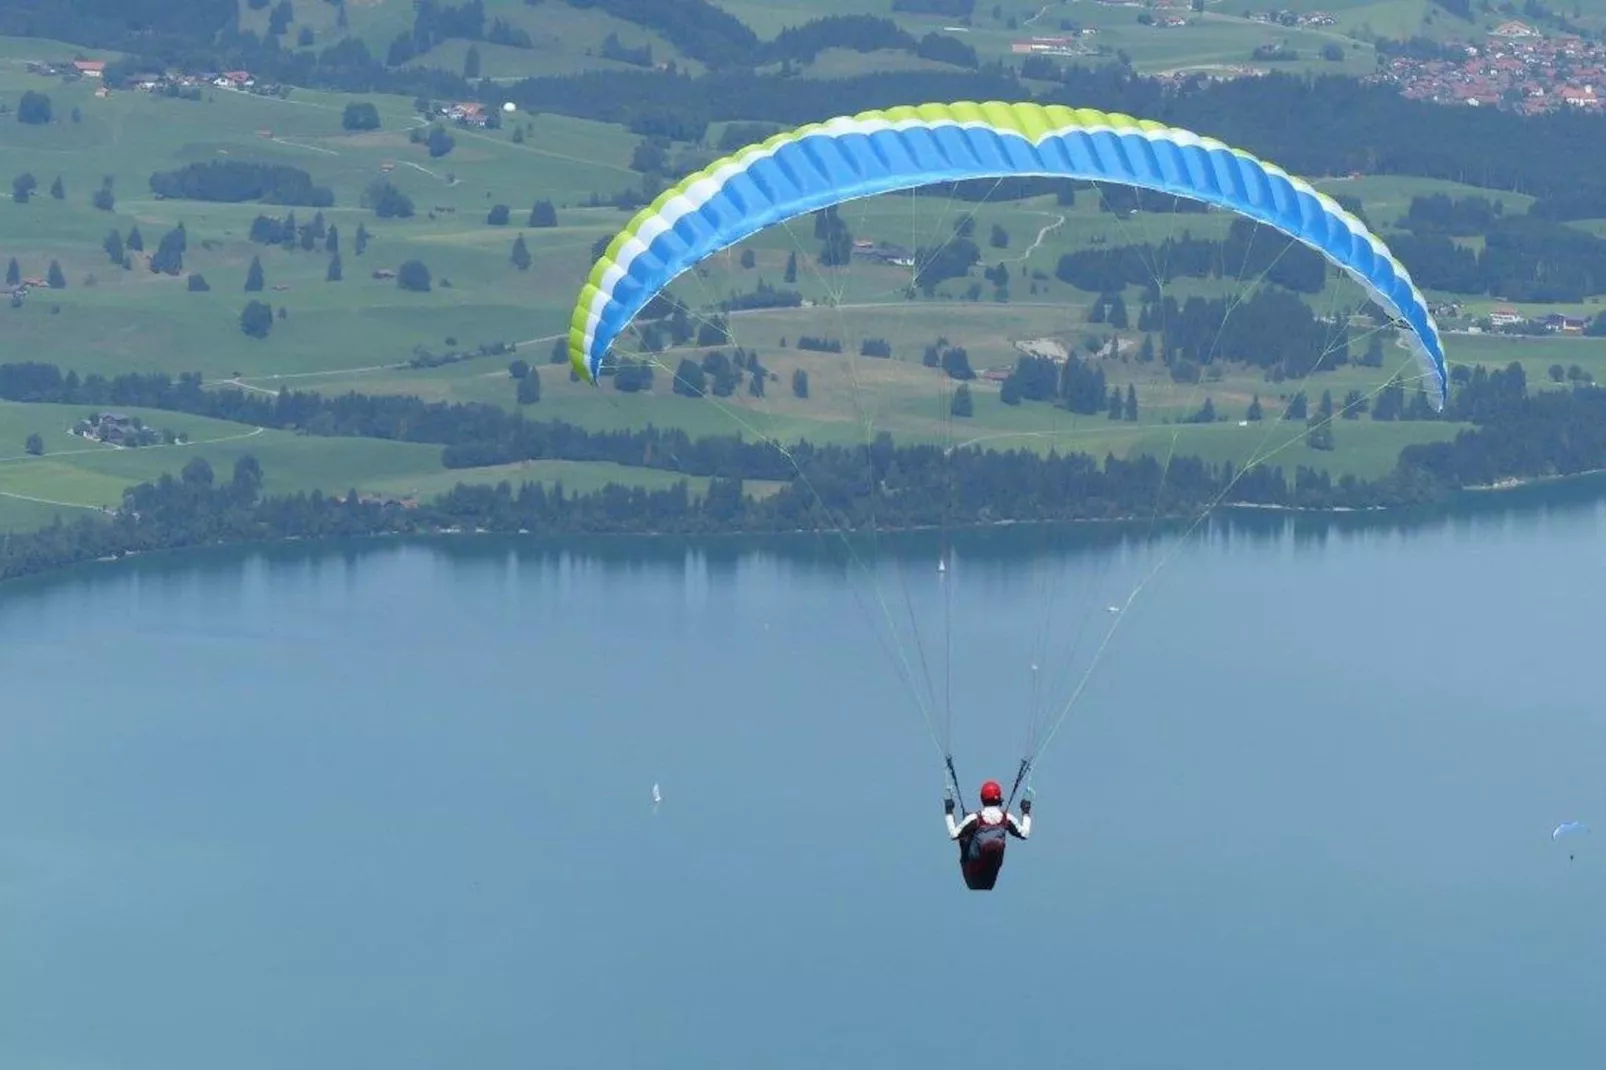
[1004,757,1032,810]
[945,753,967,811]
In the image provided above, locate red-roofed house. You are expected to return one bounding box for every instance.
[72,59,105,77]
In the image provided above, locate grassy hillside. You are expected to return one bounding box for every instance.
[0,398,769,529]
[237,0,1411,80]
[0,0,1598,529]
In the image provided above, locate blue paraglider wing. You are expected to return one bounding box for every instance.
[569,101,1448,408]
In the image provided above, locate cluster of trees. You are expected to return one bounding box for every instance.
[814,205,853,267]
[247,210,355,254]
[3,255,65,291]
[131,222,190,276]
[341,101,381,131]
[240,299,278,338]
[1388,200,1606,303]
[1398,192,1503,237]
[573,0,755,68]
[384,0,535,67]
[240,211,364,286]
[921,339,974,380]
[149,161,334,207]
[5,352,1606,585]
[600,31,655,69]
[231,250,429,337]
[0,0,237,55]
[361,179,413,219]
[16,90,51,125]
[409,123,456,158]
[10,171,65,204]
[915,236,983,296]
[666,348,769,400]
[0,381,1549,586]
[1140,288,1354,381]
[718,280,803,313]
[1054,218,1327,296]
[997,353,1120,416]
[509,359,542,404]
[91,175,115,212]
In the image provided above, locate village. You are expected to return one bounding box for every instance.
[23,57,494,127]
[26,57,288,100]
[1373,20,1606,113]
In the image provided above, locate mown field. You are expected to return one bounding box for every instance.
[0,0,1600,533]
[0,399,771,530]
[247,0,1428,81]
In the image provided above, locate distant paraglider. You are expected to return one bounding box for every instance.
[1553,821,1587,861]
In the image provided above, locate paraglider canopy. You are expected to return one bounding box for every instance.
[1554,821,1588,860]
[568,100,1447,407]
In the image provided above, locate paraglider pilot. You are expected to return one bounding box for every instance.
[946,779,1031,891]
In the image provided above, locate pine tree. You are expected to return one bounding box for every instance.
[950,383,973,417]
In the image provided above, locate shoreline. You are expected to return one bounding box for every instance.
[9,464,1606,593]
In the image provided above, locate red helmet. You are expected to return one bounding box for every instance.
[980,780,1003,805]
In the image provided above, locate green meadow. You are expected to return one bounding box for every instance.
[0,0,1595,531]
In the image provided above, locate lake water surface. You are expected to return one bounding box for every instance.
[3,491,1604,1070]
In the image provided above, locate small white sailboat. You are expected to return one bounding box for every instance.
[651,782,663,807]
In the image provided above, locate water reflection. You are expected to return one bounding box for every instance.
[4,476,1606,614]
